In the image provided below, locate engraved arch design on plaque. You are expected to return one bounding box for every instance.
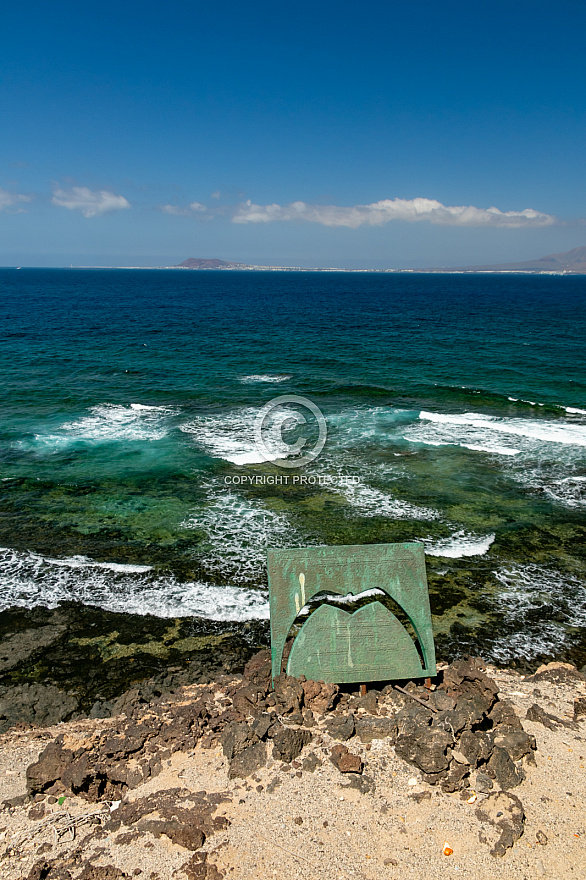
[267,542,436,685]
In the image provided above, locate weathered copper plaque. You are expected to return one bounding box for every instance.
[267,542,436,685]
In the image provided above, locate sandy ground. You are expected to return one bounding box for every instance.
[0,664,585,880]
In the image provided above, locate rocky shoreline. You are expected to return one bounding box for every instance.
[4,600,586,740]
[0,604,269,733]
[0,652,585,878]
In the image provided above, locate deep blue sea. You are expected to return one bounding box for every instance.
[1,268,585,666]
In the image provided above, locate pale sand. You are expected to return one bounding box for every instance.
[0,664,584,880]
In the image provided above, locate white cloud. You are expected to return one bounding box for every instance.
[51,186,130,218]
[0,187,31,213]
[232,197,556,229]
[160,201,207,215]
[161,204,188,215]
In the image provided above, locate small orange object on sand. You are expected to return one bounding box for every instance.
[442,843,453,856]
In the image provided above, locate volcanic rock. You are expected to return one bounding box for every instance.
[354,715,398,744]
[0,683,79,734]
[342,773,375,794]
[492,728,536,761]
[228,741,267,778]
[26,695,208,800]
[301,752,321,772]
[475,771,494,793]
[181,852,225,880]
[242,649,272,689]
[475,791,525,856]
[354,690,379,714]
[329,743,363,774]
[105,788,230,840]
[395,725,453,775]
[486,747,525,789]
[527,661,585,686]
[489,699,524,732]
[302,679,338,714]
[441,760,470,792]
[272,674,304,717]
[526,703,567,730]
[440,657,499,709]
[324,713,355,741]
[137,818,205,850]
[231,683,265,716]
[271,726,312,763]
[457,729,493,768]
[220,722,258,761]
[574,696,586,721]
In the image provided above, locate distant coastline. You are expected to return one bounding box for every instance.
[60,266,584,274]
[166,249,586,274]
[57,244,586,273]
[6,245,586,272]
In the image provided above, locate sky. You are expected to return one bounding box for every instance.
[1,0,586,268]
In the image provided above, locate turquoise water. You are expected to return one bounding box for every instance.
[1,268,585,666]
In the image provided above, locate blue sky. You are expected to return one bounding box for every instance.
[1,0,585,267]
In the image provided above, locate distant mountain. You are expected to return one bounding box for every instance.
[175,258,250,269]
[173,249,586,273]
[423,246,586,274]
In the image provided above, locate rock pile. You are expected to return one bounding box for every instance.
[26,654,538,801]
[391,657,536,792]
[22,653,540,861]
[220,654,537,798]
[26,697,209,801]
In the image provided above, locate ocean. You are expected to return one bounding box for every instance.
[1,268,585,667]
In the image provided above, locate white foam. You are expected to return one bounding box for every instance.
[180,408,285,464]
[337,478,439,521]
[227,451,271,465]
[61,404,175,442]
[181,489,304,583]
[42,554,152,573]
[0,547,269,620]
[239,374,292,383]
[490,563,586,662]
[512,467,586,509]
[507,399,586,416]
[329,405,586,471]
[298,588,385,616]
[17,404,176,452]
[400,409,586,463]
[418,411,586,447]
[460,443,520,456]
[425,530,495,558]
[17,434,79,453]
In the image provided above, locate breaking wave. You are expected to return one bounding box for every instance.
[16,403,176,452]
[181,489,305,584]
[0,547,269,620]
[425,530,495,558]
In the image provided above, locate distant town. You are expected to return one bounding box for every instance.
[168,247,586,274]
[65,246,586,274]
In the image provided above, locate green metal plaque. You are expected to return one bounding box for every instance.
[267,542,436,685]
